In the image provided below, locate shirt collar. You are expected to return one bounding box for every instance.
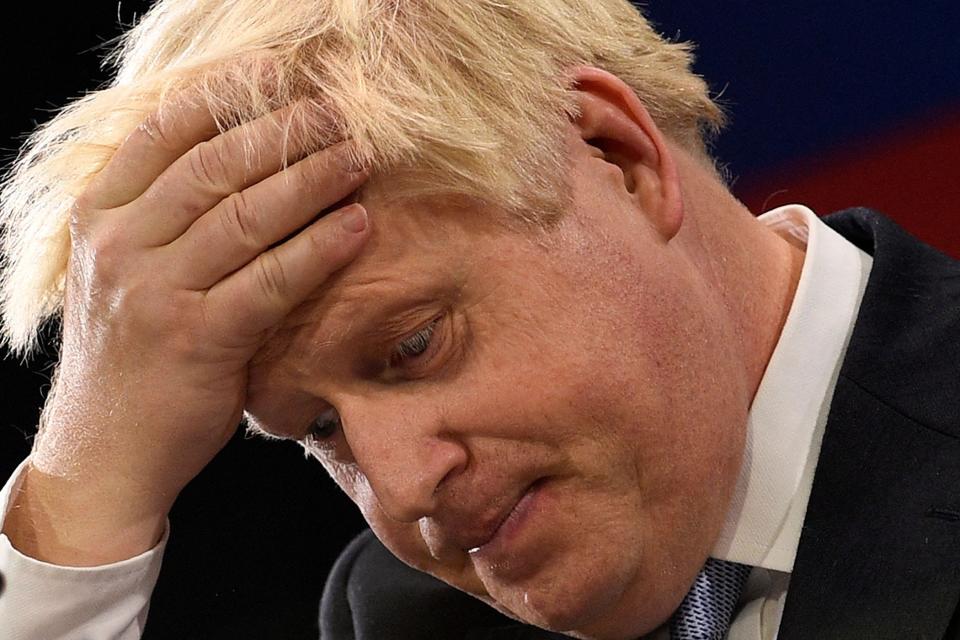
[710,205,873,572]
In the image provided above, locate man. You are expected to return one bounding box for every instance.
[0,1,958,639]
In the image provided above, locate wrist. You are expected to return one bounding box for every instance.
[2,461,171,566]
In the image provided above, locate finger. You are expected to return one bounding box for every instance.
[132,102,339,246]
[168,141,368,289]
[82,92,223,210]
[205,204,370,339]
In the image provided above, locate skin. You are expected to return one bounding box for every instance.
[247,68,805,639]
[3,67,804,639]
[3,99,373,563]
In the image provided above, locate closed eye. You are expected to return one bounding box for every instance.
[389,315,442,369]
[303,312,452,445]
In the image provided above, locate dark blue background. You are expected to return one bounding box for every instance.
[646,2,960,176]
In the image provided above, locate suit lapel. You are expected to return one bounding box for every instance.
[778,209,960,639]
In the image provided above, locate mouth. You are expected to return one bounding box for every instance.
[467,477,550,561]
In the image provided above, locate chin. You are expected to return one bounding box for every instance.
[478,551,663,640]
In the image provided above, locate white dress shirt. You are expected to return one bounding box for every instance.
[0,205,872,640]
[713,205,873,640]
[0,457,168,639]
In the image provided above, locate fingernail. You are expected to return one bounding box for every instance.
[340,205,368,233]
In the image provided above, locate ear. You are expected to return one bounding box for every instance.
[569,66,683,242]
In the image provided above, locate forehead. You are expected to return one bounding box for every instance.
[252,188,505,369]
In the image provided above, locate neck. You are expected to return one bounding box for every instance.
[674,156,807,404]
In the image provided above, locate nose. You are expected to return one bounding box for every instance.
[338,395,467,523]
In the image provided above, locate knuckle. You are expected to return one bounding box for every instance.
[139,113,177,151]
[68,197,96,236]
[253,252,288,300]
[85,223,130,280]
[219,192,259,246]
[71,192,97,218]
[189,140,228,188]
[175,197,208,225]
[87,219,125,256]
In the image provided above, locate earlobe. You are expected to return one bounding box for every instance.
[569,66,684,242]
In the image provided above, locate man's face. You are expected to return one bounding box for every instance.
[245,127,751,638]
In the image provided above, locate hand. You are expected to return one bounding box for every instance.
[3,96,371,565]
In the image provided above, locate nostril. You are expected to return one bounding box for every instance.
[433,453,468,497]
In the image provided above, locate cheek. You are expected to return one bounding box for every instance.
[473,261,749,634]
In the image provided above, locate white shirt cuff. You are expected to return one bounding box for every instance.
[0,458,168,640]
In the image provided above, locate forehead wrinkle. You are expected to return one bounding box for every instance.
[256,194,477,377]
[259,271,430,384]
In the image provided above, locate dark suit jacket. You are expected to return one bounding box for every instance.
[319,209,960,640]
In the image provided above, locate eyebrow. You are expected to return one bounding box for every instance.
[359,295,448,341]
[314,277,455,343]
[244,303,444,441]
[253,279,457,390]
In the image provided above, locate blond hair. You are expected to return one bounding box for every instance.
[0,0,723,355]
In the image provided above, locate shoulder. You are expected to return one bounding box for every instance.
[824,207,960,439]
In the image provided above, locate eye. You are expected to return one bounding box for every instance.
[306,407,340,442]
[389,315,442,369]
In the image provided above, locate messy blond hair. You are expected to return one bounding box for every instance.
[0,0,723,355]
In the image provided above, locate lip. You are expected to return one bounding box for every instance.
[443,502,521,553]
[468,477,548,560]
